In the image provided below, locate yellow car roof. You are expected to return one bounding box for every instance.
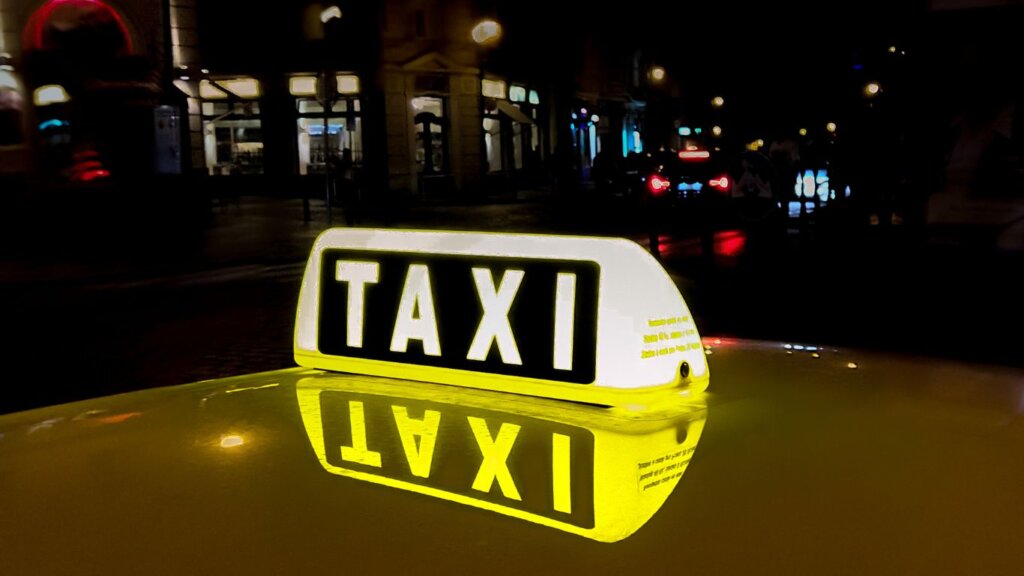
[1,339,1022,574]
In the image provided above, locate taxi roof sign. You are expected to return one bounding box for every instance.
[295,229,708,404]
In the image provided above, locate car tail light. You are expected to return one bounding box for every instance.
[77,169,111,182]
[647,174,671,195]
[69,148,111,183]
[678,150,711,161]
[709,175,730,193]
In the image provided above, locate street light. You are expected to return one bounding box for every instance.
[320,5,342,23]
[711,125,722,137]
[711,96,725,108]
[826,122,837,134]
[473,19,502,195]
[33,84,70,106]
[798,128,808,136]
[311,5,343,223]
[472,19,502,45]
[864,82,881,97]
[649,66,666,82]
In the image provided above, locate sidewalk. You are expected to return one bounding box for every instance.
[0,193,563,290]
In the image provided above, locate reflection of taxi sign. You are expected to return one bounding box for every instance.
[297,373,706,542]
[295,229,708,404]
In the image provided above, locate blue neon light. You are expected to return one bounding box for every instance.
[38,119,67,130]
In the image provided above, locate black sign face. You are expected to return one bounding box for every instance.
[317,250,600,384]
[318,389,596,528]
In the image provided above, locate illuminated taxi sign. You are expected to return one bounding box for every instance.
[295,229,708,404]
[296,373,706,542]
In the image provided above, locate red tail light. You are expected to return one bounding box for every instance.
[709,175,730,193]
[70,148,111,183]
[647,174,672,195]
[78,169,111,182]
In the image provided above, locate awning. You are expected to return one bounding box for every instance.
[495,100,534,125]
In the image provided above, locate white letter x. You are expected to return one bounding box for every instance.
[466,268,524,365]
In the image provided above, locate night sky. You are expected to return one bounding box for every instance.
[196,0,1023,136]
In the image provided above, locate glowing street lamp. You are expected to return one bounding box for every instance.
[473,19,503,191]
[472,19,502,45]
[313,5,343,224]
[649,66,666,82]
[711,96,725,108]
[34,84,70,106]
[711,125,722,137]
[864,82,881,98]
[320,5,342,23]
[798,128,808,136]
[826,122,837,134]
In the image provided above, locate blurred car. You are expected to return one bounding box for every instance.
[637,148,733,207]
[617,148,734,233]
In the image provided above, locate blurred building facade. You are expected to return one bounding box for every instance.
[0,0,657,198]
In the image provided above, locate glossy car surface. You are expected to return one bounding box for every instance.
[1,340,1021,574]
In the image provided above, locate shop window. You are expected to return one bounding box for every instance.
[295,96,362,175]
[336,75,359,95]
[482,79,506,99]
[486,99,540,174]
[289,76,317,97]
[201,78,261,100]
[200,76,264,175]
[623,112,644,155]
[572,117,599,169]
[199,80,228,100]
[483,116,503,173]
[219,78,260,98]
[412,96,446,174]
[202,102,263,175]
[290,75,360,98]
[514,104,541,169]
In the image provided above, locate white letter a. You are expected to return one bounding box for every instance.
[391,264,441,356]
